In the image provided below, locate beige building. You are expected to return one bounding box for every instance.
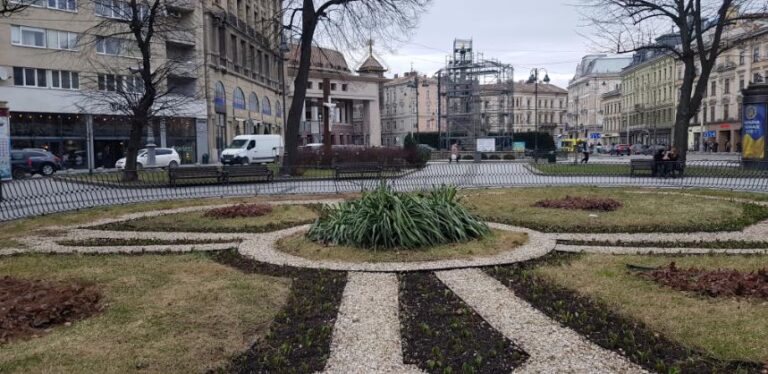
[286,45,384,146]
[687,21,768,152]
[479,81,568,137]
[381,71,439,146]
[621,45,678,146]
[600,88,623,144]
[0,0,284,166]
[567,55,632,139]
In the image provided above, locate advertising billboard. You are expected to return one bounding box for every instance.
[742,103,766,160]
[476,138,495,152]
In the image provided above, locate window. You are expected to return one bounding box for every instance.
[47,0,76,11]
[95,0,147,19]
[233,87,246,110]
[13,67,47,87]
[96,37,138,57]
[318,82,323,90]
[10,26,45,48]
[262,96,271,115]
[307,81,313,89]
[723,104,729,120]
[754,73,764,83]
[248,92,258,113]
[710,81,716,97]
[710,106,715,122]
[98,74,142,93]
[739,50,745,65]
[724,78,730,94]
[46,29,78,51]
[331,83,337,91]
[739,78,745,90]
[276,100,282,118]
[342,84,348,92]
[50,70,79,89]
[754,46,761,63]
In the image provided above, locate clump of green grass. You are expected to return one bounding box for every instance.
[307,185,490,249]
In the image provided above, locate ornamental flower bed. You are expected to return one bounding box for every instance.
[532,196,623,212]
[203,203,273,219]
[640,262,768,299]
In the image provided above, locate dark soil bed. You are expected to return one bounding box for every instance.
[484,254,766,373]
[0,276,102,344]
[203,203,273,219]
[558,239,768,249]
[639,262,768,300]
[209,249,346,374]
[533,195,623,211]
[56,238,241,247]
[398,272,528,373]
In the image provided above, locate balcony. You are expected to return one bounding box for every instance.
[166,30,196,47]
[715,61,736,73]
[169,60,197,79]
[165,0,195,12]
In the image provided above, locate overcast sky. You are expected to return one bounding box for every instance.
[364,0,596,88]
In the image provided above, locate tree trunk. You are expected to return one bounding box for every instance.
[282,3,317,175]
[122,117,145,182]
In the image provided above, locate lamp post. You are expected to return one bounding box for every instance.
[407,73,420,137]
[527,68,550,152]
[278,27,290,169]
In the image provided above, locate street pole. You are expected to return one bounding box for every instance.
[534,76,539,152]
[437,70,442,149]
[322,77,331,165]
[415,74,420,137]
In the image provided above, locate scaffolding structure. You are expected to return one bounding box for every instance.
[438,39,515,151]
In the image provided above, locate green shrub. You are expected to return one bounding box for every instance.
[503,154,515,160]
[481,153,489,160]
[462,155,474,160]
[489,154,501,160]
[307,184,490,249]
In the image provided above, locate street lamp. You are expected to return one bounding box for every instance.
[407,73,421,136]
[527,68,550,152]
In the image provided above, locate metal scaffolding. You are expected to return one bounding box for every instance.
[437,39,515,151]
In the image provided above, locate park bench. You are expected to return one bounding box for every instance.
[334,163,383,180]
[168,166,222,187]
[630,159,685,178]
[221,164,273,184]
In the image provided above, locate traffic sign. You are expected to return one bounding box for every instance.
[589,133,602,139]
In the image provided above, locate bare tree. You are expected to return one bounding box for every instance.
[1,0,31,16]
[581,0,767,158]
[280,0,431,170]
[77,0,201,180]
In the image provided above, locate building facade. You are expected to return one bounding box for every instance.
[621,49,678,146]
[0,0,208,168]
[381,71,439,146]
[600,88,623,144]
[286,45,384,147]
[478,81,569,138]
[567,55,632,139]
[202,0,284,162]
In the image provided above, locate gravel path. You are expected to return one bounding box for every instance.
[323,272,423,374]
[556,244,768,255]
[436,268,647,374]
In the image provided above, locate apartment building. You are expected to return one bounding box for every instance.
[478,81,568,138]
[203,0,284,161]
[286,45,384,146]
[600,88,622,144]
[567,55,632,139]
[381,71,439,146]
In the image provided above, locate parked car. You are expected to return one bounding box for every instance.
[115,148,181,170]
[640,144,667,156]
[10,149,62,178]
[220,135,283,165]
[611,144,631,156]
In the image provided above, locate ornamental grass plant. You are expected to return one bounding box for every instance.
[307,184,490,249]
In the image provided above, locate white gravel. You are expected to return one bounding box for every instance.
[436,269,647,374]
[557,244,768,255]
[323,272,423,374]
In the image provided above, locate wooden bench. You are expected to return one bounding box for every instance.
[334,164,383,180]
[630,159,655,177]
[168,166,222,187]
[221,165,273,184]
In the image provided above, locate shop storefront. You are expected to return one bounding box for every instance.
[9,112,198,169]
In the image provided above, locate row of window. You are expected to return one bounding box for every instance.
[12,0,76,12]
[94,0,148,20]
[13,67,79,89]
[95,36,139,57]
[214,81,281,117]
[97,74,144,93]
[11,25,78,51]
[307,81,349,92]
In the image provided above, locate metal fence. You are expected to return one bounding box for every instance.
[1,160,767,221]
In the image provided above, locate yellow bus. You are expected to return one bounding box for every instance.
[560,139,586,152]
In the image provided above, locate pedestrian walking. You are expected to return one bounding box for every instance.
[580,142,590,164]
[450,143,460,164]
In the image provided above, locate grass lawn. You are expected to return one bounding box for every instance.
[462,187,768,233]
[534,254,768,363]
[0,252,291,373]
[94,204,319,233]
[0,194,349,250]
[276,229,528,263]
[532,163,768,178]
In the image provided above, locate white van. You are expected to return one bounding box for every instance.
[220,135,283,165]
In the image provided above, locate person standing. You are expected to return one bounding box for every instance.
[450,142,460,164]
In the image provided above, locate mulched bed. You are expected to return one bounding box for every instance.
[91,219,315,234]
[399,272,528,373]
[558,239,768,249]
[638,262,768,300]
[203,204,273,219]
[532,195,623,211]
[209,249,346,374]
[56,238,241,247]
[484,254,767,374]
[0,276,102,344]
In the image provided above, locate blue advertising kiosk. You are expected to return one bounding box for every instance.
[742,83,768,169]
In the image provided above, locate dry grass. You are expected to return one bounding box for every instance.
[0,252,291,374]
[535,254,768,363]
[0,193,353,249]
[462,187,757,233]
[276,229,528,263]
[99,204,319,233]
